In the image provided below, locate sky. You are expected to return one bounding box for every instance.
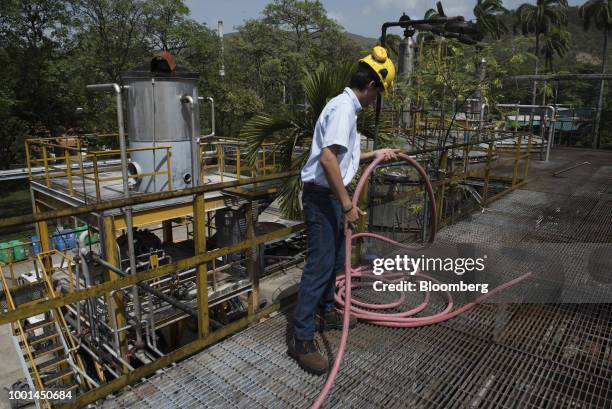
[185,0,584,38]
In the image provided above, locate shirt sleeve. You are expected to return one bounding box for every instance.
[320,104,352,152]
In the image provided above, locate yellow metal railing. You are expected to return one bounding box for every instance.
[25,138,173,202]
[0,265,52,409]
[199,137,279,184]
[0,238,40,287]
[84,146,173,200]
[36,251,91,390]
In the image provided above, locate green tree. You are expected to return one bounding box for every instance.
[474,0,509,40]
[260,0,355,106]
[240,63,382,219]
[541,27,570,70]
[227,20,286,103]
[262,0,339,53]
[71,0,152,82]
[0,0,78,138]
[579,0,612,148]
[146,0,190,52]
[515,0,569,104]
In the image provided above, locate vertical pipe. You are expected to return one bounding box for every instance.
[102,216,128,368]
[218,21,225,79]
[78,249,99,344]
[183,94,209,338]
[116,87,144,348]
[86,83,144,348]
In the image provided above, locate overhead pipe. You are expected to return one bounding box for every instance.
[86,83,144,348]
[496,104,556,162]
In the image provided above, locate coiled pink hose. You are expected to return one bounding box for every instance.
[310,153,532,408]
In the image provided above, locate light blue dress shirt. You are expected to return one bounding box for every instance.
[300,87,362,187]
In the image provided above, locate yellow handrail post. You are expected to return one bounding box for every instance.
[42,145,50,187]
[512,134,523,187]
[25,141,32,179]
[166,147,173,191]
[0,266,50,408]
[65,148,73,195]
[482,142,494,206]
[236,146,241,180]
[93,154,101,201]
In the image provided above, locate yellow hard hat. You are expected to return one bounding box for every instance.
[359,46,396,96]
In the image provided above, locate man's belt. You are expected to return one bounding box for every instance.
[303,182,333,194]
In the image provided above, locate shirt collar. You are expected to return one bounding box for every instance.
[344,87,362,113]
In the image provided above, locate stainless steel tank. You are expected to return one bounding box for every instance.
[121,62,200,193]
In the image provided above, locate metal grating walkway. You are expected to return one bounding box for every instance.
[105,148,612,408]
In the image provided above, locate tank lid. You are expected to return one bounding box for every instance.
[121,51,199,79]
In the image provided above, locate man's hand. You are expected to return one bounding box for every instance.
[344,204,366,223]
[375,148,401,162]
[342,203,366,231]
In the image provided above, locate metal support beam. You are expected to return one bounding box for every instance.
[0,171,298,229]
[101,216,129,367]
[162,220,173,244]
[193,194,209,338]
[245,202,260,315]
[0,223,304,325]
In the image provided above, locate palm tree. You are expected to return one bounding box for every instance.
[515,0,569,104]
[474,0,509,40]
[580,0,612,149]
[240,63,384,219]
[541,28,570,71]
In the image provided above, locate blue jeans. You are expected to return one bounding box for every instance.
[293,188,345,341]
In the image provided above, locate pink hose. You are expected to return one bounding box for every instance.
[309,154,532,408]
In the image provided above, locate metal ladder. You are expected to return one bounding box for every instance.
[0,252,91,408]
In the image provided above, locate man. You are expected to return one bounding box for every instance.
[289,46,400,375]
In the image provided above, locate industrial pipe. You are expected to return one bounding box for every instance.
[496,104,556,162]
[90,253,223,330]
[78,248,99,343]
[91,253,197,317]
[204,97,215,138]
[310,153,533,408]
[86,83,144,348]
[181,95,199,187]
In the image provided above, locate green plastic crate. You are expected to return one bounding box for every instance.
[9,240,27,261]
[0,242,10,263]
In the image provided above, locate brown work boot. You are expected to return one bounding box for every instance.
[317,309,357,331]
[288,337,328,376]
